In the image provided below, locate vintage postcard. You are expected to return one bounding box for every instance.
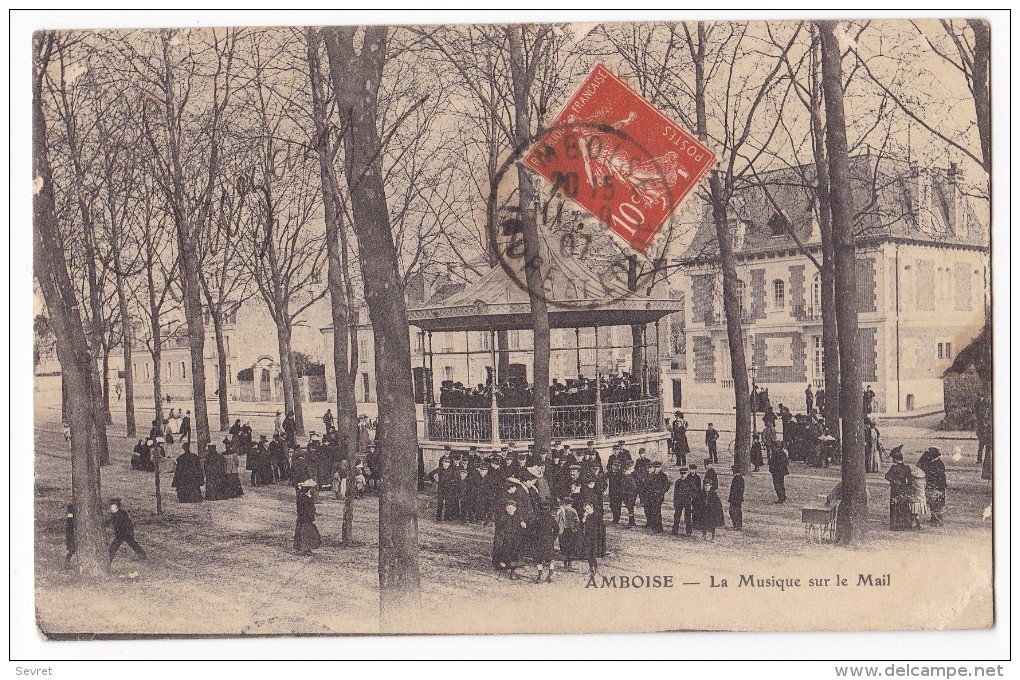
[30,15,996,638]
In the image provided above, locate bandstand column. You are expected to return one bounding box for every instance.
[421,331,430,440]
[465,330,471,387]
[490,330,500,446]
[575,327,582,378]
[594,325,604,439]
[252,364,260,402]
[655,319,663,426]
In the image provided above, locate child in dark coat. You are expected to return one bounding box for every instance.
[580,501,601,576]
[105,498,146,563]
[532,502,559,583]
[700,478,725,541]
[493,498,526,578]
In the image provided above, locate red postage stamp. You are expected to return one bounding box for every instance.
[524,63,716,252]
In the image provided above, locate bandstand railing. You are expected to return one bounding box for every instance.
[602,398,662,436]
[424,399,659,444]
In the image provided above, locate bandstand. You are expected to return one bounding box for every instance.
[408,248,684,467]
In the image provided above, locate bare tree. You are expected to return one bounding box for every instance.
[681,21,800,473]
[34,31,108,579]
[122,28,241,455]
[237,33,328,438]
[44,35,113,463]
[304,27,361,544]
[323,25,422,631]
[819,20,867,544]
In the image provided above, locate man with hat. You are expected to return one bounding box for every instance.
[727,464,745,530]
[269,433,290,482]
[671,465,697,536]
[705,423,720,464]
[607,440,633,472]
[917,446,947,527]
[702,458,719,491]
[427,454,456,521]
[105,497,146,564]
[171,441,204,503]
[671,412,691,468]
[643,461,670,532]
[492,497,526,577]
[561,443,577,466]
[768,437,789,503]
[290,445,311,491]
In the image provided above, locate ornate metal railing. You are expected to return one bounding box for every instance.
[424,400,657,443]
[602,399,661,436]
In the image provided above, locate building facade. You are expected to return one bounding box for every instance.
[661,156,989,415]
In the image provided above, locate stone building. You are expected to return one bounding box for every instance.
[661,155,989,415]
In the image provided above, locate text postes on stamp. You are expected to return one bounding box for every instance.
[524,63,716,253]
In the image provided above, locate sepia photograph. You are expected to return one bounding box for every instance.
[18,9,1007,658]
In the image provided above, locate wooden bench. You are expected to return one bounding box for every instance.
[802,503,838,543]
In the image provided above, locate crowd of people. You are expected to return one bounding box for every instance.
[438,373,652,410]
[425,439,743,579]
[100,384,986,573]
[121,408,383,558]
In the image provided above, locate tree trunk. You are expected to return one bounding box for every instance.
[627,257,644,395]
[967,19,991,175]
[211,312,230,432]
[289,349,306,435]
[178,246,211,453]
[116,275,136,437]
[506,28,552,457]
[151,345,165,433]
[819,20,867,544]
[33,33,108,579]
[101,348,112,426]
[809,32,841,440]
[497,331,511,379]
[692,23,751,473]
[276,324,297,430]
[305,27,359,544]
[325,25,421,631]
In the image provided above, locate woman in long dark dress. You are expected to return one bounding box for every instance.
[204,444,229,501]
[919,447,947,526]
[171,443,204,503]
[883,446,913,530]
[294,479,322,554]
[223,445,244,499]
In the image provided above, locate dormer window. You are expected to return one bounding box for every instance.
[768,213,788,238]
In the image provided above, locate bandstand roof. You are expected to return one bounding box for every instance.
[408,245,684,332]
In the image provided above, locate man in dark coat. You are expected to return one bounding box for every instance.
[728,465,745,530]
[607,458,626,525]
[642,461,670,532]
[805,384,814,415]
[178,410,192,442]
[705,424,720,464]
[768,440,789,503]
[671,466,697,536]
[105,498,146,563]
[428,456,455,521]
[269,434,290,482]
[171,442,204,503]
[283,411,297,447]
